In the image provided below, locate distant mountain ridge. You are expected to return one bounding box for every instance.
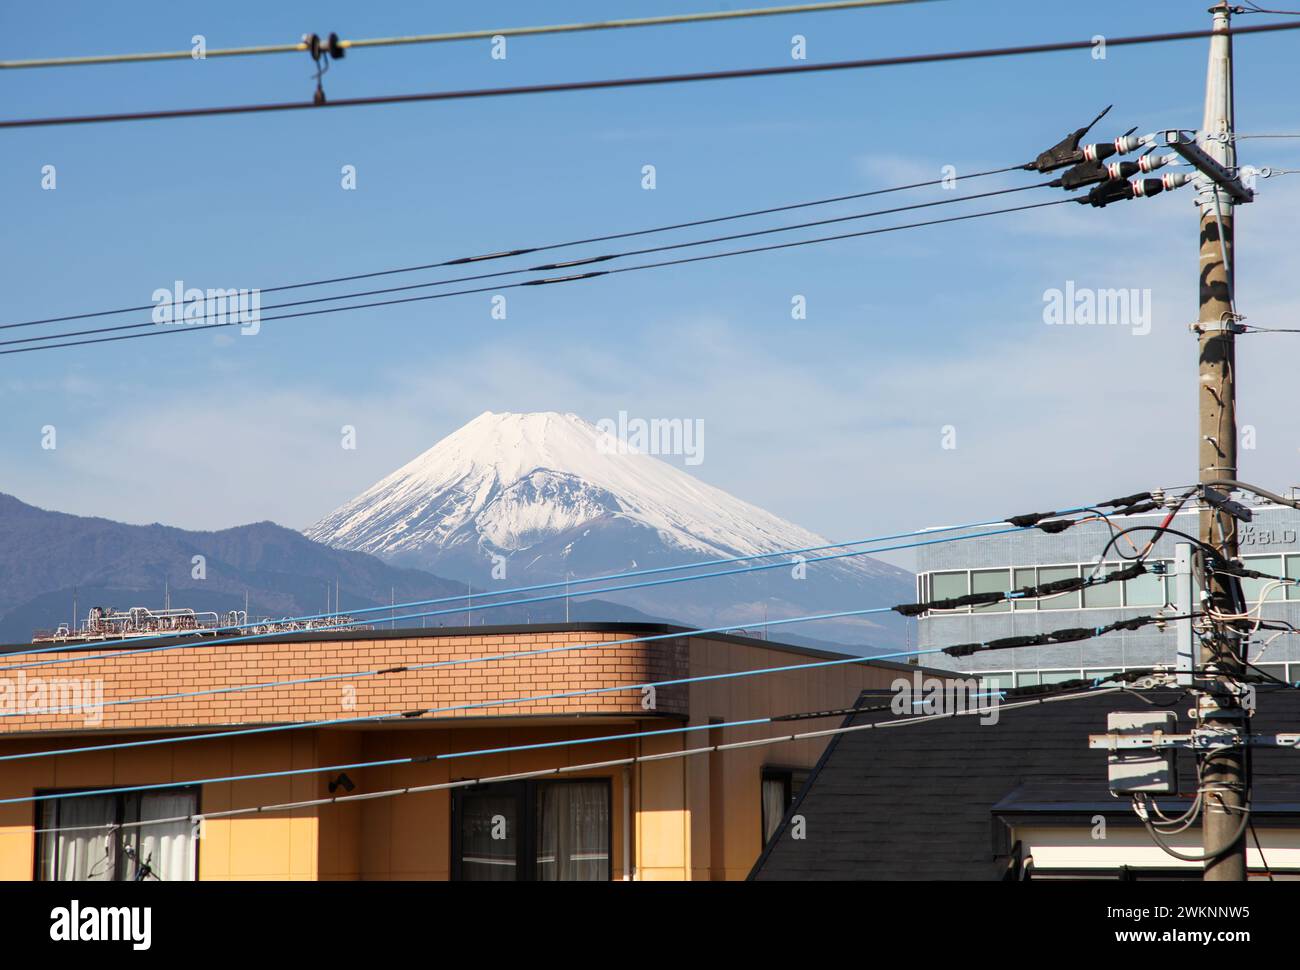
[0,492,656,645]
[307,412,915,650]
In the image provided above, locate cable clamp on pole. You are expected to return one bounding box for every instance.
[1188,316,1246,335]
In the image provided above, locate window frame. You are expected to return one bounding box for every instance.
[33,784,201,882]
[450,777,613,882]
[760,765,810,848]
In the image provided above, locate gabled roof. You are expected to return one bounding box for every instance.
[750,688,1300,880]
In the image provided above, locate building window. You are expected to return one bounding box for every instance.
[930,571,969,611]
[979,673,1012,692]
[1012,568,1038,610]
[1082,563,1123,608]
[37,787,198,881]
[1039,670,1084,685]
[1036,565,1080,609]
[1123,565,1166,607]
[453,779,611,881]
[1241,555,1286,603]
[1287,555,1300,600]
[761,767,809,846]
[1085,669,1122,683]
[971,569,1011,613]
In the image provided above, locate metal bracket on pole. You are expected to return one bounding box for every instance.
[1201,486,1252,523]
[1159,129,1254,204]
[1090,731,1300,750]
[1189,319,1246,335]
[1174,543,1196,688]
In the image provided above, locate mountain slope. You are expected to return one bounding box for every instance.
[306,412,915,651]
[0,492,656,645]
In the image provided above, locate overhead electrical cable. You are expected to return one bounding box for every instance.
[896,561,1149,617]
[0,525,1153,761]
[3,21,1299,130]
[0,636,958,760]
[1,197,1078,357]
[5,508,1064,655]
[2,164,1030,331]
[0,487,1158,672]
[0,623,1168,764]
[942,615,1184,658]
[0,1,937,70]
[0,525,1024,671]
[31,683,1139,835]
[3,682,1129,808]
[0,179,1055,348]
[4,497,1158,673]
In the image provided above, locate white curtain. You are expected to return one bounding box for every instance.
[536,782,609,881]
[762,777,788,845]
[128,792,197,881]
[50,796,116,881]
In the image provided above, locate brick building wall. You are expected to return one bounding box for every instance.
[0,626,691,733]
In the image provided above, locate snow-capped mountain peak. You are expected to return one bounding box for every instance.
[305,412,913,650]
[307,411,852,564]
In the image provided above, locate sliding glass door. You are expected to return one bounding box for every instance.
[453,779,610,881]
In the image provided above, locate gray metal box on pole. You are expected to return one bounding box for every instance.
[1106,711,1178,795]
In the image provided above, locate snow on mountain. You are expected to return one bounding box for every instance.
[306,411,913,650]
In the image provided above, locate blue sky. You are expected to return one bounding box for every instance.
[2,0,1298,563]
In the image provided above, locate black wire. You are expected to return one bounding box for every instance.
[777,677,1150,724]
[1096,523,1219,565]
[1083,506,1121,550]
[1239,2,1300,15]
[0,182,1053,348]
[1249,818,1273,879]
[1,196,1077,357]
[1,165,1030,332]
[3,20,1298,130]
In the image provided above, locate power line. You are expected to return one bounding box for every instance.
[8,482,1154,672]
[7,485,1166,667]
[1237,3,1300,16]
[0,1,936,70]
[0,618,1163,766]
[8,510,1041,659]
[32,683,1129,835]
[0,635,956,762]
[3,164,1031,332]
[2,181,1052,349]
[5,502,1146,673]
[1,197,1077,357]
[4,21,1298,129]
[5,683,1127,808]
[0,525,1021,672]
[1,488,1158,702]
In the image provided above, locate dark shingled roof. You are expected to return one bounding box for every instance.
[750,687,1300,880]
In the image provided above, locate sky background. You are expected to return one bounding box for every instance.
[2,0,1298,569]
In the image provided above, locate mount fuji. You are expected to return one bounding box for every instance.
[305,412,914,651]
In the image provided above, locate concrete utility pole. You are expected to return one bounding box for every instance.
[1196,1,1246,882]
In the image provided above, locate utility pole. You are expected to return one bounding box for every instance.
[1196,1,1246,882]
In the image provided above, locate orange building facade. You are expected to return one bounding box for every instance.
[0,624,917,881]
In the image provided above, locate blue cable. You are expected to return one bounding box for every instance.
[0,674,1122,806]
[7,499,1100,659]
[0,525,1021,672]
[0,714,781,805]
[0,611,948,763]
[29,513,1031,651]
